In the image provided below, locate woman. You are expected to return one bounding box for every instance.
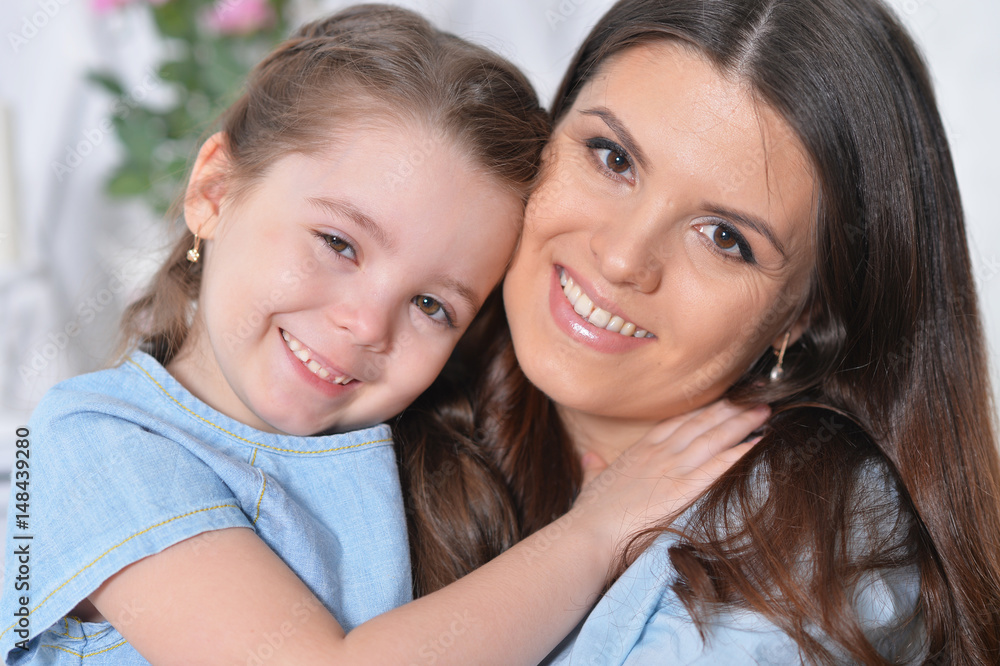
[396,0,1000,663]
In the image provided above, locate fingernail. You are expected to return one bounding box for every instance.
[754,404,771,415]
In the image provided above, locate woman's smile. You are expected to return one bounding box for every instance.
[504,41,817,430]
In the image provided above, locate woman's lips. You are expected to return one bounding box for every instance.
[558,268,653,338]
[547,267,656,353]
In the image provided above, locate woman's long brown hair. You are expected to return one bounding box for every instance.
[395,0,1000,662]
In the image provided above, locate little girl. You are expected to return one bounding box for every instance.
[0,5,765,664]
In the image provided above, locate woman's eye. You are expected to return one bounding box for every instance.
[413,295,452,326]
[695,223,755,263]
[321,233,356,261]
[586,138,634,180]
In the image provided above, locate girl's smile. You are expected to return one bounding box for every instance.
[168,121,523,436]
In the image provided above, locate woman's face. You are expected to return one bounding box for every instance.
[504,41,817,433]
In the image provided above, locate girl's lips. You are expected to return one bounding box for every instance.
[281,329,354,384]
[278,329,359,396]
[547,267,655,353]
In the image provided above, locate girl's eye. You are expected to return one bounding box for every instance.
[320,233,357,261]
[586,138,634,180]
[695,222,755,264]
[412,295,453,326]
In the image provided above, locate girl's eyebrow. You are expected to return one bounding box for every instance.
[579,106,649,170]
[307,196,396,251]
[437,275,479,316]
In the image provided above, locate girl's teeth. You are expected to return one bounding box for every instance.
[282,330,353,384]
[559,270,652,339]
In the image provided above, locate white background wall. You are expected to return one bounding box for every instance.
[0,0,997,547]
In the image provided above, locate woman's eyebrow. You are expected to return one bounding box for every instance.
[579,107,649,170]
[307,196,396,251]
[705,203,787,259]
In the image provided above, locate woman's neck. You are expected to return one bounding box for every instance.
[556,405,659,466]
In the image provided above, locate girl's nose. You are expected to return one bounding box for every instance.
[333,297,392,354]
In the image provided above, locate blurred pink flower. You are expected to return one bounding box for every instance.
[203,0,275,35]
[91,0,133,12]
[91,0,169,13]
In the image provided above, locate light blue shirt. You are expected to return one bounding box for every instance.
[544,469,923,665]
[0,352,411,663]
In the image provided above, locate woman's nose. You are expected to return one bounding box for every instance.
[589,214,664,293]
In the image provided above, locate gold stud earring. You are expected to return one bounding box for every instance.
[770,331,791,382]
[186,234,201,263]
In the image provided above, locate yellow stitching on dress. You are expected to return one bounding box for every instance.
[53,617,111,641]
[254,473,267,525]
[250,447,258,466]
[0,504,240,642]
[128,360,391,454]
[40,638,128,658]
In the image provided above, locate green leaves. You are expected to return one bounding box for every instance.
[89,0,289,215]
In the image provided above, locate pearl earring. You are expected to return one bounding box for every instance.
[770,331,791,382]
[186,234,201,263]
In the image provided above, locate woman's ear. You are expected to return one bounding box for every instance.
[184,132,231,239]
[771,301,812,350]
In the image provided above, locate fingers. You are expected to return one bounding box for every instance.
[664,404,767,472]
[664,401,766,451]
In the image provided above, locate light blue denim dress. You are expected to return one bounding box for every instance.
[544,466,924,665]
[0,352,411,664]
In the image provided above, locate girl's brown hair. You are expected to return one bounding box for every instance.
[396,0,1000,662]
[117,4,549,364]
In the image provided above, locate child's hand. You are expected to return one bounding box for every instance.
[570,400,768,566]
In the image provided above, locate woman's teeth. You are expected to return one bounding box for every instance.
[281,330,354,385]
[559,269,652,338]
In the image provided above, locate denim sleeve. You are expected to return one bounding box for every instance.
[0,391,251,657]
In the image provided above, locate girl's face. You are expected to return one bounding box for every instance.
[503,42,817,441]
[175,121,522,436]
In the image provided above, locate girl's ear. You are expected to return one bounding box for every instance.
[184,132,231,239]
